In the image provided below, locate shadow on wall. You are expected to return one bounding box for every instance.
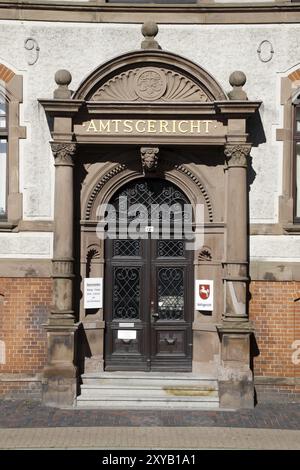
[247,109,266,191]
[76,323,92,378]
[247,108,266,148]
[250,332,260,407]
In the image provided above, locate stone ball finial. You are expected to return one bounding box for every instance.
[228,70,248,100]
[141,21,160,50]
[55,69,72,86]
[229,71,246,88]
[54,69,72,99]
[142,21,158,39]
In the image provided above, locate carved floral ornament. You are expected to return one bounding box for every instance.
[224,145,252,167]
[92,67,209,102]
[50,142,77,166]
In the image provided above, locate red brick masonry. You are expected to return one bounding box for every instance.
[0,278,299,400]
[0,278,52,397]
[250,281,300,397]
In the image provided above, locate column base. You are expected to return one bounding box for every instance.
[43,320,78,407]
[43,364,77,407]
[217,321,254,409]
[219,378,254,409]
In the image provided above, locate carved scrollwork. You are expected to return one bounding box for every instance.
[141,147,159,172]
[51,142,77,166]
[92,67,209,102]
[198,247,212,262]
[24,37,40,66]
[224,145,251,167]
[87,245,101,260]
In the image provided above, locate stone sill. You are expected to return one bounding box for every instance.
[254,376,300,386]
[0,221,17,232]
[283,223,300,234]
[0,373,42,382]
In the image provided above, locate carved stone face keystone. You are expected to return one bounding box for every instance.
[141,147,159,172]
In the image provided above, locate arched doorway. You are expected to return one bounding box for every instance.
[40,26,260,407]
[104,178,194,371]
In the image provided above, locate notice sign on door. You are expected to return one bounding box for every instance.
[195,280,214,311]
[84,277,103,309]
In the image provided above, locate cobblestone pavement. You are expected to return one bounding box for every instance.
[0,426,300,449]
[0,400,299,429]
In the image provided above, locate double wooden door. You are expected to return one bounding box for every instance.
[104,178,194,372]
[104,237,193,371]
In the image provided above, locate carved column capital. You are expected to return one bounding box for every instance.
[51,142,77,166]
[224,144,251,168]
[141,147,159,173]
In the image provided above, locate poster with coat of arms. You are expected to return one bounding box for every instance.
[195,280,214,311]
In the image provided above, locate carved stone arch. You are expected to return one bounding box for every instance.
[85,159,214,223]
[169,163,213,222]
[73,50,227,103]
[84,163,127,220]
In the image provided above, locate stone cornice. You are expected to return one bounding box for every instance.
[40,99,261,117]
[0,2,300,25]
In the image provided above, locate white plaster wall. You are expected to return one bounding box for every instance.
[250,235,300,262]
[0,232,53,258]
[0,21,299,259]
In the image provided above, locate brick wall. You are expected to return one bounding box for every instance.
[0,278,52,398]
[250,280,300,400]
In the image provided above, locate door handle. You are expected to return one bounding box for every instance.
[165,337,176,345]
[151,312,159,319]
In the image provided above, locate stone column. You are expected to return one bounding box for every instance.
[43,142,78,407]
[218,143,254,409]
[223,144,251,322]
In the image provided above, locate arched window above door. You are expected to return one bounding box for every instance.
[106,177,193,241]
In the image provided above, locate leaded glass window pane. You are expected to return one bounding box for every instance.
[113,267,141,319]
[157,239,184,257]
[0,139,7,218]
[111,179,191,229]
[107,1,196,4]
[296,107,300,133]
[113,239,141,257]
[157,267,184,320]
[0,95,7,129]
[296,142,300,218]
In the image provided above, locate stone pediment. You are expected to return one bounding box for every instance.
[91,67,209,102]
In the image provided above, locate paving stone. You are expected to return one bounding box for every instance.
[0,400,299,430]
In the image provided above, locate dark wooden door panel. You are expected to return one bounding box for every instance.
[103,178,193,372]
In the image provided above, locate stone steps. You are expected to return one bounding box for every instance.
[76,372,220,409]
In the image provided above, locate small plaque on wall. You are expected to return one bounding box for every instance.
[195,280,214,311]
[84,277,103,309]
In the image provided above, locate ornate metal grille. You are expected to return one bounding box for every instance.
[157,267,184,320]
[157,240,184,257]
[113,240,141,257]
[111,179,190,226]
[113,267,141,319]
